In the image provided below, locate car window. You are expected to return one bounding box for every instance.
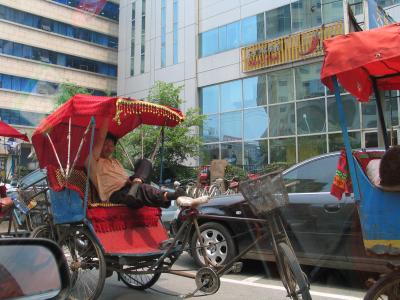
[284,155,339,193]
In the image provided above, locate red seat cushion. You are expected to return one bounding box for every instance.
[87,206,161,233]
[94,221,168,255]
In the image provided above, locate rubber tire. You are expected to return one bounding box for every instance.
[30,224,55,240]
[60,228,106,300]
[119,267,161,290]
[364,271,400,300]
[276,242,312,300]
[191,222,236,268]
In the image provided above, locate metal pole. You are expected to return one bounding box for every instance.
[372,78,389,150]
[159,126,165,185]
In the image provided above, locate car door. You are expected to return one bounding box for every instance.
[279,154,357,262]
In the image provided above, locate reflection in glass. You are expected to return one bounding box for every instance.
[221,111,242,141]
[365,132,378,148]
[200,85,219,114]
[265,4,291,39]
[200,29,218,57]
[243,75,266,108]
[270,138,296,163]
[244,140,268,172]
[244,107,268,140]
[321,0,343,23]
[221,142,242,166]
[220,80,242,112]
[200,144,219,165]
[268,69,294,104]
[298,135,327,161]
[291,0,322,32]
[218,26,227,52]
[226,22,240,50]
[384,92,399,126]
[269,103,295,137]
[241,13,265,45]
[295,63,324,99]
[0,245,61,299]
[297,98,326,134]
[328,132,361,152]
[327,95,360,131]
[362,102,377,129]
[201,115,219,143]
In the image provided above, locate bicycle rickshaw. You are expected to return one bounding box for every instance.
[30,94,311,300]
[320,23,400,299]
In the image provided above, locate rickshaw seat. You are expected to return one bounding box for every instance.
[353,150,384,173]
[48,165,162,226]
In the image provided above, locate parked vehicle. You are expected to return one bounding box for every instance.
[174,152,398,274]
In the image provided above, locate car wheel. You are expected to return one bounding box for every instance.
[190,222,236,267]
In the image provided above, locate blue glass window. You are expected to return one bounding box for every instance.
[51,0,119,21]
[200,85,219,115]
[220,80,242,112]
[241,13,265,46]
[0,4,118,49]
[265,4,291,39]
[221,111,242,141]
[201,115,219,143]
[226,21,240,50]
[0,73,114,96]
[200,29,218,57]
[243,76,266,108]
[0,108,47,126]
[291,0,322,33]
[244,107,269,140]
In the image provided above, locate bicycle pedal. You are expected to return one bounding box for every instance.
[232,262,243,273]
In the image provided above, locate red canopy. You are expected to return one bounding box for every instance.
[321,23,400,101]
[0,120,29,142]
[32,94,185,169]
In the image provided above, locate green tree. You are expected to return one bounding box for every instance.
[55,83,91,107]
[117,81,205,182]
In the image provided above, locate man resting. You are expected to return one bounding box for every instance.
[85,118,184,209]
[366,146,400,191]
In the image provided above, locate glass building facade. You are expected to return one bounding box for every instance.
[199,62,399,170]
[0,39,117,77]
[0,5,118,49]
[0,108,47,127]
[199,0,396,58]
[51,0,119,21]
[0,73,115,97]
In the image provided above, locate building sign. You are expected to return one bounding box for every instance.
[241,21,344,72]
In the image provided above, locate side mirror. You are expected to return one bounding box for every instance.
[0,238,70,299]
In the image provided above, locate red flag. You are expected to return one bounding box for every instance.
[79,0,107,15]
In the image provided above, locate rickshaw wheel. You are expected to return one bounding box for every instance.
[60,228,106,300]
[30,225,55,240]
[118,265,161,290]
[364,271,400,300]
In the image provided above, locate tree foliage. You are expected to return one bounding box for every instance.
[55,83,91,108]
[116,81,205,182]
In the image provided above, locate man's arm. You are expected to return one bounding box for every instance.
[85,117,109,167]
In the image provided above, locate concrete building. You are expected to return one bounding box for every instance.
[118,0,400,170]
[0,0,119,177]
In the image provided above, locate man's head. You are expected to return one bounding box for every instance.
[380,145,400,186]
[100,132,118,158]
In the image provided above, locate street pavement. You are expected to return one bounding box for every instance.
[99,253,367,300]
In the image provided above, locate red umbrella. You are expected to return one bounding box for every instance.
[0,120,29,142]
[32,94,185,170]
[321,23,400,101]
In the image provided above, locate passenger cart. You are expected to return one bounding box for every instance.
[29,94,310,300]
[320,23,400,300]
